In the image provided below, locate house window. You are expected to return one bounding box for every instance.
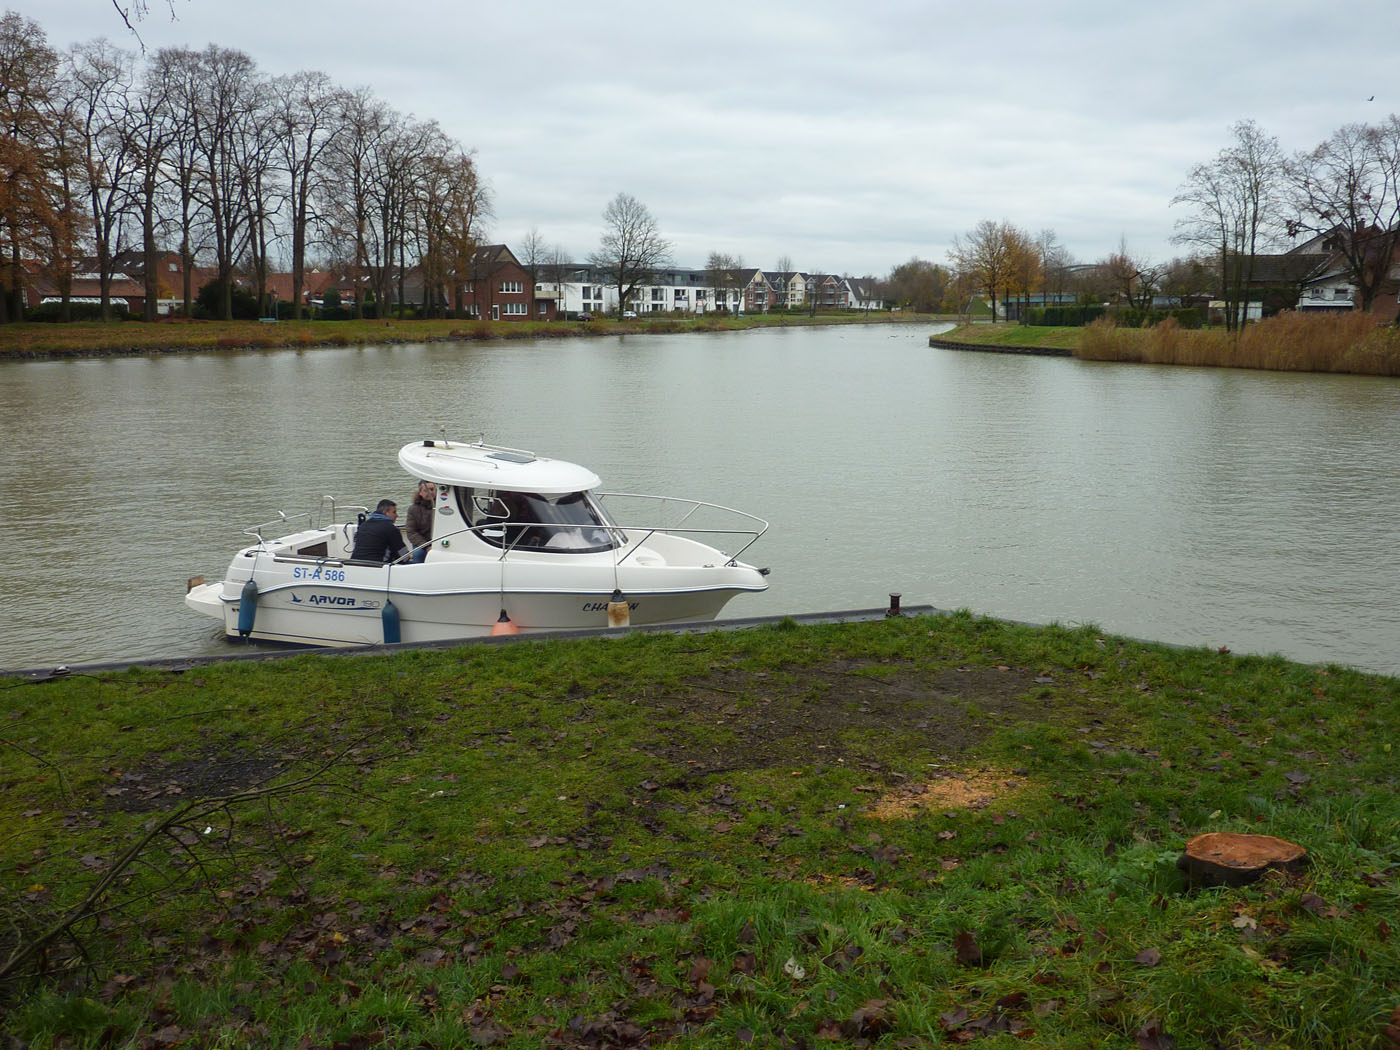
[500,280,523,294]
[503,302,527,315]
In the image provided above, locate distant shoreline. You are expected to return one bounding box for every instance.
[0,313,947,362]
[930,317,1400,377]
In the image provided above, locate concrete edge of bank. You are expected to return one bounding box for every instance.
[2,605,944,681]
[929,336,1072,357]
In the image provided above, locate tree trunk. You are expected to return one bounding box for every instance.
[1177,832,1307,888]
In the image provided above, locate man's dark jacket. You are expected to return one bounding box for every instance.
[350,511,408,563]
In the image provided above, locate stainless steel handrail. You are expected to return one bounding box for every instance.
[242,509,312,544]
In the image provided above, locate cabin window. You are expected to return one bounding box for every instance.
[454,487,620,553]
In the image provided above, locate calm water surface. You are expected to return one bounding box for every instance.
[2,323,1398,674]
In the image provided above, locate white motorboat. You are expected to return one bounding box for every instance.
[185,438,770,647]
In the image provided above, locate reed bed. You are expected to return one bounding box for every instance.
[1077,312,1400,376]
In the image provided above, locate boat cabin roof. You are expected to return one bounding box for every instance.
[398,440,601,495]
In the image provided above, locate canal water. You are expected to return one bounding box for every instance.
[2,323,1398,675]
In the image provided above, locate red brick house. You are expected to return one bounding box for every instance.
[462,245,551,321]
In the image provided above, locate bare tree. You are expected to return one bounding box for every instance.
[359,112,437,317]
[1099,237,1160,311]
[321,87,387,319]
[107,0,181,50]
[179,45,263,320]
[442,150,489,316]
[1285,117,1400,313]
[705,251,743,314]
[590,192,671,318]
[123,53,176,320]
[270,70,341,320]
[151,46,206,316]
[1035,229,1074,303]
[537,242,570,317]
[1173,119,1284,330]
[414,145,486,318]
[517,225,546,286]
[237,77,281,318]
[62,40,142,320]
[774,253,792,273]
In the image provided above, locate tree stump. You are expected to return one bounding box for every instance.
[1177,832,1307,888]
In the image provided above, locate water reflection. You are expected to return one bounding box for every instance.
[2,325,1398,675]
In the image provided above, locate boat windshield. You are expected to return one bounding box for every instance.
[456,487,621,553]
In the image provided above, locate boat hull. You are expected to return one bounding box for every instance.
[186,545,767,647]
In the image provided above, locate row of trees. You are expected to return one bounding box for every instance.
[0,10,490,323]
[886,227,1160,318]
[910,117,1400,327]
[1173,117,1400,330]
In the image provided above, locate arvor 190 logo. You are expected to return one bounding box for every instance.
[290,594,379,609]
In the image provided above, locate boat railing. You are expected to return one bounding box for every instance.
[242,509,313,545]
[594,492,769,565]
[242,498,766,567]
[242,497,369,549]
[312,496,370,529]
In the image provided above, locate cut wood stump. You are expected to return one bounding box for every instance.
[1177,832,1308,888]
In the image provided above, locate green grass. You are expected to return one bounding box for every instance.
[0,312,937,359]
[2,614,1398,1048]
[935,323,1087,351]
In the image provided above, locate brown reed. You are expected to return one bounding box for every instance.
[1075,312,1400,376]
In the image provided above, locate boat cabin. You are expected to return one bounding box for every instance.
[400,439,626,557]
[454,487,621,553]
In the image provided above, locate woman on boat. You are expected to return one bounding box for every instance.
[405,480,436,562]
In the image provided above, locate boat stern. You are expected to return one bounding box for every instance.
[185,580,228,622]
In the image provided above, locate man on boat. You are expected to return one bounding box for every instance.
[350,500,410,564]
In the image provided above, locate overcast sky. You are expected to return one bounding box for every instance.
[20,0,1400,275]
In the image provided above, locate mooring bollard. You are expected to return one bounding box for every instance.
[886,592,902,617]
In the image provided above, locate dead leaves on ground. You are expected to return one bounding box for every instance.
[866,769,1023,821]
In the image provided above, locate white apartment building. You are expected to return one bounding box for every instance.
[538,266,749,317]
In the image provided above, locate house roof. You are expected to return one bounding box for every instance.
[470,244,521,268]
[1246,253,1330,284]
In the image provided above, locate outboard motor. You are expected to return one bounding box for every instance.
[237,578,259,638]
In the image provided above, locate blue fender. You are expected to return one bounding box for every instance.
[381,598,401,644]
[237,578,259,637]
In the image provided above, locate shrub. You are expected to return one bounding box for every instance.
[1026,306,1106,326]
[26,301,129,322]
[194,280,259,320]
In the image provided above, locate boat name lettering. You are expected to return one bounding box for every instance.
[308,594,361,607]
[582,600,640,612]
[293,566,346,582]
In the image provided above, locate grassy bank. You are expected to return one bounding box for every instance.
[938,314,1400,377]
[3,614,1398,1048]
[0,313,935,360]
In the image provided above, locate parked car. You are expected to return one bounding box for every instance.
[622,310,637,319]
[577,312,593,322]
